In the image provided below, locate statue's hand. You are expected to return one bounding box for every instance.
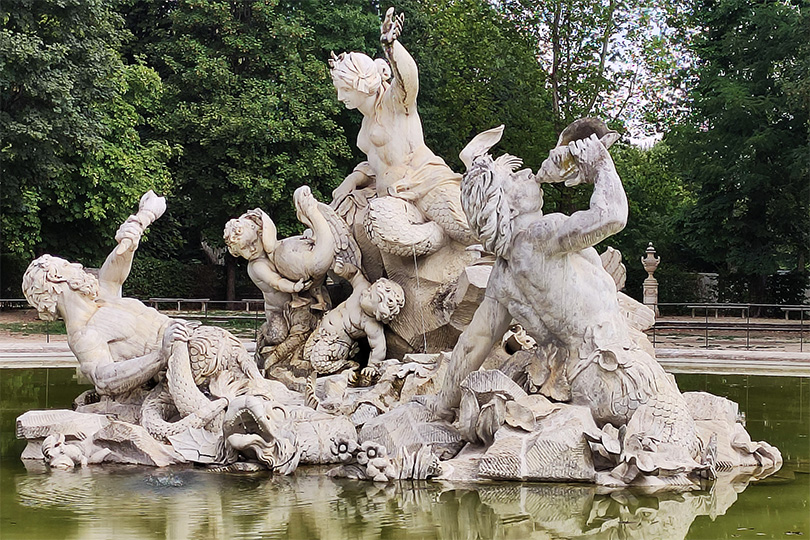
[331,183,354,209]
[381,7,404,45]
[161,319,199,357]
[361,365,379,379]
[567,133,609,182]
[114,219,143,253]
[293,278,311,293]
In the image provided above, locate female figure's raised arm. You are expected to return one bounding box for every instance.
[380,8,418,110]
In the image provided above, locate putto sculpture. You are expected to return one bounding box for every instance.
[224,185,364,374]
[17,8,781,491]
[304,276,404,379]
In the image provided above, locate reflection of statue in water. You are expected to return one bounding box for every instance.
[329,8,481,352]
[434,123,705,481]
[13,464,779,540]
[22,192,299,471]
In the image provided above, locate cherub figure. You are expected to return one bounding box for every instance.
[303,277,405,379]
[224,186,363,345]
[224,208,308,345]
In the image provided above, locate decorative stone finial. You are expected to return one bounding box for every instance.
[641,242,660,315]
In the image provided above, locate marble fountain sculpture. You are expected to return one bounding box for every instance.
[18,8,781,489]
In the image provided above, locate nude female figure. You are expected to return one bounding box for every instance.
[329,8,474,254]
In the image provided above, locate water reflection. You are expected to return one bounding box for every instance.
[12,462,781,540]
[3,370,808,538]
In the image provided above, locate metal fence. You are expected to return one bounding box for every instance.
[146,299,266,342]
[650,302,808,351]
[3,298,808,351]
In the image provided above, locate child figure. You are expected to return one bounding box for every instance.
[304,277,405,378]
[223,208,309,345]
[224,186,363,345]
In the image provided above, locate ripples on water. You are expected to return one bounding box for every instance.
[6,462,808,540]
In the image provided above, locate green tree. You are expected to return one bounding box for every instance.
[473,0,692,214]
[608,142,695,300]
[121,1,378,244]
[0,0,173,294]
[499,0,691,138]
[118,1,380,299]
[389,0,555,173]
[669,0,809,302]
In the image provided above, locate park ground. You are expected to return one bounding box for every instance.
[1,308,807,353]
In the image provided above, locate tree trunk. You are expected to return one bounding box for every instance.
[226,255,237,311]
[749,274,768,317]
[550,0,562,134]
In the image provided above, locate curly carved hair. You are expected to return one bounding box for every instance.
[460,154,524,259]
[223,209,264,258]
[369,278,405,323]
[329,52,390,95]
[22,255,99,321]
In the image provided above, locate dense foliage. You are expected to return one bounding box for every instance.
[118,0,379,244]
[1,0,807,302]
[393,0,555,172]
[668,0,809,302]
[0,0,173,269]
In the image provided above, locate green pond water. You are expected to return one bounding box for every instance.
[0,369,808,540]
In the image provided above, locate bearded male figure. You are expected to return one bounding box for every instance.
[22,193,293,444]
[22,192,182,399]
[433,123,705,480]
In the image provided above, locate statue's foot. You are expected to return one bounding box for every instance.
[411,394,455,423]
[348,366,379,387]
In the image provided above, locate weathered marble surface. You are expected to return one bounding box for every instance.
[224,186,363,371]
[329,8,483,353]
[304,276,404,378]
[20,192,354,474]
[422,119,781,487]
[16,8,782,491]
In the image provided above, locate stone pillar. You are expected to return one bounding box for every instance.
[641,242,660,316]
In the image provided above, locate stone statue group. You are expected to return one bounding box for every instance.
[19,8,781,488]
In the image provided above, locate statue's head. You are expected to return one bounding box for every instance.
[461,152,541,259]
[22,255,100,321]
[362,278,405,323]
[329,51,390,108]
[458,125,542,259]
[224,209,277,260]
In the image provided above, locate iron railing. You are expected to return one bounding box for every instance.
[2,298,807,351]
[650,302,807,351]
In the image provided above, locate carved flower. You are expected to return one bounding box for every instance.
[356,441,396,481]
[330,437,359,462]
[356,441,387,466]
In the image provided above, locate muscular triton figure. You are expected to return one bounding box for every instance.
[433,123,701,477]
[22,192,186,397]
